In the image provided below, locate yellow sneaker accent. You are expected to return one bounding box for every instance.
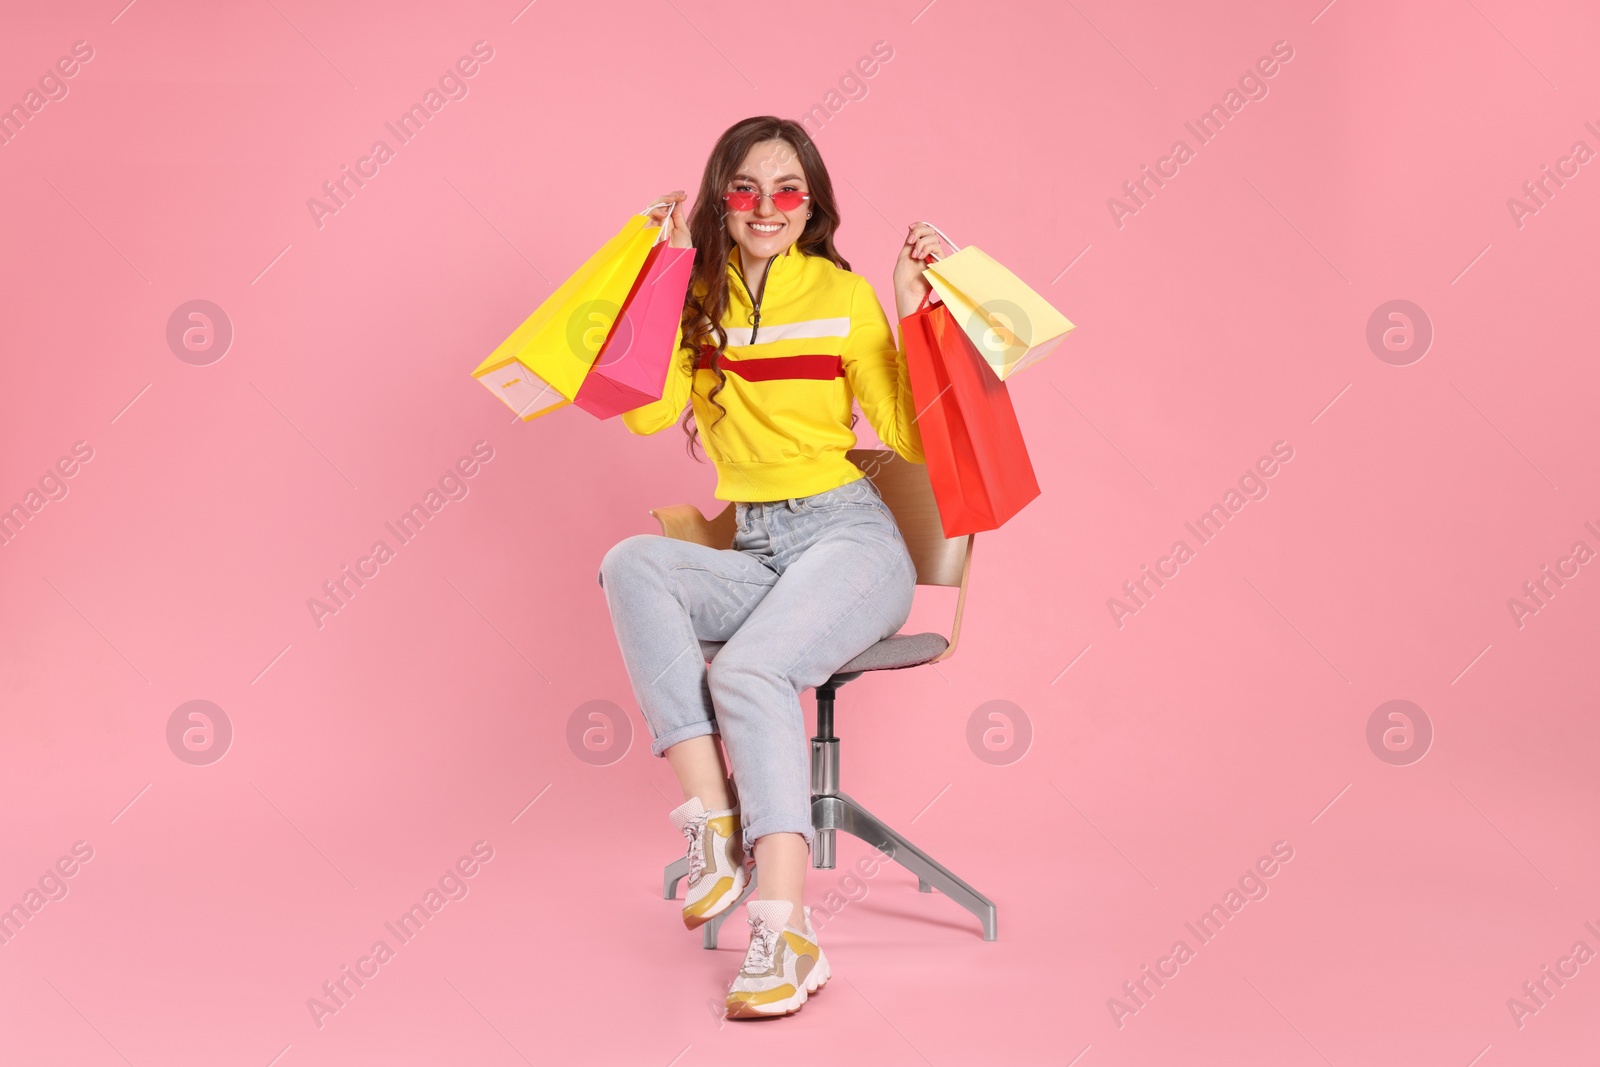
[727,985,799,1010]
[682,876,734,924]
[783,930,818,956]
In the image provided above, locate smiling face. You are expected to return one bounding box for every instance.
[724,138,810,267]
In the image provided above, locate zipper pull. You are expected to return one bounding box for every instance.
[749,256,774,345]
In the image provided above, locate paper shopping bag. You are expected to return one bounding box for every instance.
[571,213,694,419]
[920,226,1075,381]
[471,206,664,421]
[902,290,1040,537]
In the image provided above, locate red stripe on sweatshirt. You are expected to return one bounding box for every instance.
[694,344,843,381]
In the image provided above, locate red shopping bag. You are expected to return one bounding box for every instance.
[902,290,1040,537]
[572,216,695,419]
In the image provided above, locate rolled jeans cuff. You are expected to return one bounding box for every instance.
[742,813,815,854]
[649,719,718,758]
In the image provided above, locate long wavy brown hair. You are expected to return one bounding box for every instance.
[673,116,859,459]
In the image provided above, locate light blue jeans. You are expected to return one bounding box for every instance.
[598,476,917,852]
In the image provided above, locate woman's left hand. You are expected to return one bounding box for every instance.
[892,222,948,320]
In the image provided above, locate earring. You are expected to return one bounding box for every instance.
[806,212,812,218]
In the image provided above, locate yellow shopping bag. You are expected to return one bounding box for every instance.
[472,204,667,421]
[921,224,1075,380]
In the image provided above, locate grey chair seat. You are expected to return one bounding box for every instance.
[699,631,950,675]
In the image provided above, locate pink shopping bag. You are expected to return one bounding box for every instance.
[572,209,695,419]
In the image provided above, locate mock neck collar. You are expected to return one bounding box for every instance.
[731,239,801,276]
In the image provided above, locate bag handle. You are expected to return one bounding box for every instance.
[642,199,676,245]
[919,222,962,263]
[894,223,962,318]
[909,222,960,313]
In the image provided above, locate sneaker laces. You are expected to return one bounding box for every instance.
[681,813,708,881]
[741,918,780,975]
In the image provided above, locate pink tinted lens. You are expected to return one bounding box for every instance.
[723,190,807,212]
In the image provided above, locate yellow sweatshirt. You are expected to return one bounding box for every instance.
[620,241,925,502]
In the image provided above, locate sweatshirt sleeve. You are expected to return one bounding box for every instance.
[841,277,925,463]
[619,321,694,435]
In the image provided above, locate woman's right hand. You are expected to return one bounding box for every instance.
[648,191,693,249]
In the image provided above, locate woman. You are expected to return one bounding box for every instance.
[597,115,946,1019]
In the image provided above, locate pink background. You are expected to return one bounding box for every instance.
[3,0,1598,1064]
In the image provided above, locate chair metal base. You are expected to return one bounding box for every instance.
[661,678,998,949]
[811,790,998,940]
[663,787,997,946]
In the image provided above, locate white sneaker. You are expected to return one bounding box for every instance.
[725,901,830,1019]
[669,797,751,929]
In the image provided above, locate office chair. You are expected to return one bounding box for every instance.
[654,448,998,948]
